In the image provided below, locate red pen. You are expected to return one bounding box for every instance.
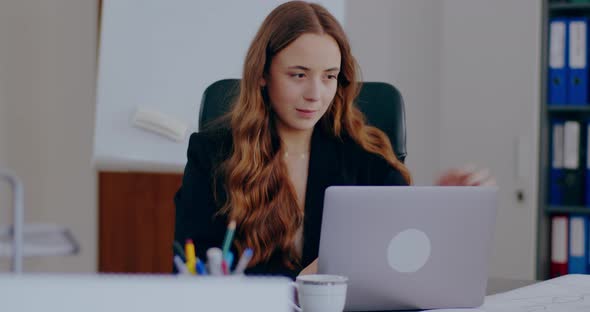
[221,260,229,275]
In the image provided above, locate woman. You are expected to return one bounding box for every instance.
[174,1,492,279]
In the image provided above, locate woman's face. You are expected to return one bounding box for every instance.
[263,33,341,134]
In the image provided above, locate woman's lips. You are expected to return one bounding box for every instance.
[296,108,317,118]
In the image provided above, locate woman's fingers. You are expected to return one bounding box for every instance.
[436,165,496,186]
[437,169,467,186]
[465,168,492,186]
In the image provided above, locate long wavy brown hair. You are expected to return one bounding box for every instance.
[218,1,412,268]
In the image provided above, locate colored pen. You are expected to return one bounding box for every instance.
[185,239,197,275]
[174,255,189,275]
[225,251,234,270]
[196,258,208,275]
[207,247,223,276]
[221,260,229,275]
[233,248,253,275]
[173,241,186,262]
[222,220,236,258]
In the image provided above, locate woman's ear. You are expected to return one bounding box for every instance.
[259,77,267,87]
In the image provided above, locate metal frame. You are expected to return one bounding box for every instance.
[0,169,24,273]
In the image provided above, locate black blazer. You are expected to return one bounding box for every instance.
[173,125,408,279]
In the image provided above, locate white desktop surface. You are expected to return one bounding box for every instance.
[1,274,576,312]
[486,277,537,295]
[0,274,292,312]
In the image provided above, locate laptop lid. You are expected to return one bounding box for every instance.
[318,186,498,311]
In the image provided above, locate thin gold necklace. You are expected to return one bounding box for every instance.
[283,151,309,159]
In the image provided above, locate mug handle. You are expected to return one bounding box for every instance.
[289,281,303,312]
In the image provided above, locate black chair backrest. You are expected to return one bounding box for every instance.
[199,79,406,162]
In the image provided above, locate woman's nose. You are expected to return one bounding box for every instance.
[303,79,321,102]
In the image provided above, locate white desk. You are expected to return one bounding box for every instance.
[0,274,292,312]
[486,277,537,295]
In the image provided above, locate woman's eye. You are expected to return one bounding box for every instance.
[291,73,306,79]
[327,74,337,79]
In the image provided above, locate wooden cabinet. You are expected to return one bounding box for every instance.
[98,171,182,273]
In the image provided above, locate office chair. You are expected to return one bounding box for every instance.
[199,79,407,162]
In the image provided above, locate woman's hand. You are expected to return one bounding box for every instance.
[299,258,318,276]
[436,166,495,186]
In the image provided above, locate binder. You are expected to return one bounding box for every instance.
[551,215,569,277]
[550,120,565,205]
[568,215,587,274]
[563,120,584,206]
[549,18,569,105]
[588,215,590,273]
[586,122,590,206]
[568,18,589,105]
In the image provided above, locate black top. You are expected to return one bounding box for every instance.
[173,125,408,279]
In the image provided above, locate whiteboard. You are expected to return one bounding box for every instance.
[93,0,345,172]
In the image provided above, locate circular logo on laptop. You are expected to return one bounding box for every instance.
[387,229,431,273]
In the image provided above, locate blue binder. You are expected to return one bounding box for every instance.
[568,215,588,274]
[549,18,569,105]
[588,215,590,273]
[568,18,589,105]
[550,119,565,205]
[586,121,590,206]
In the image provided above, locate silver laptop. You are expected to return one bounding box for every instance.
[318,186,498,311]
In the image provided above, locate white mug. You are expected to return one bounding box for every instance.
[290,274,348,312]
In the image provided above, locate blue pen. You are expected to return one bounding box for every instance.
[233,248,253,275]
[225,251,234,270]
[196,258,208,275]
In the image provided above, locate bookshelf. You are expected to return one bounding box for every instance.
[550,2,590,12]
[546,205,590,214]
[537,0,590,280]
[547,106,590,113]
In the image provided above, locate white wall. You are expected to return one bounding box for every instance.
[346,0,443,185]
[0,35,10,271]
[0,69,7,169]
[439,0,541,280]
[0,0,97,272]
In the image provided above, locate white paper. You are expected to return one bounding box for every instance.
[570,217,585,257]
[482,274,590,312]
[550,21,566,69]
[564,121,580,169]
[423,309,484,312]
[552,216,568,263]
[570,21,587,69]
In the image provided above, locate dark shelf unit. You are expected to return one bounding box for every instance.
[537,0,590,280]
